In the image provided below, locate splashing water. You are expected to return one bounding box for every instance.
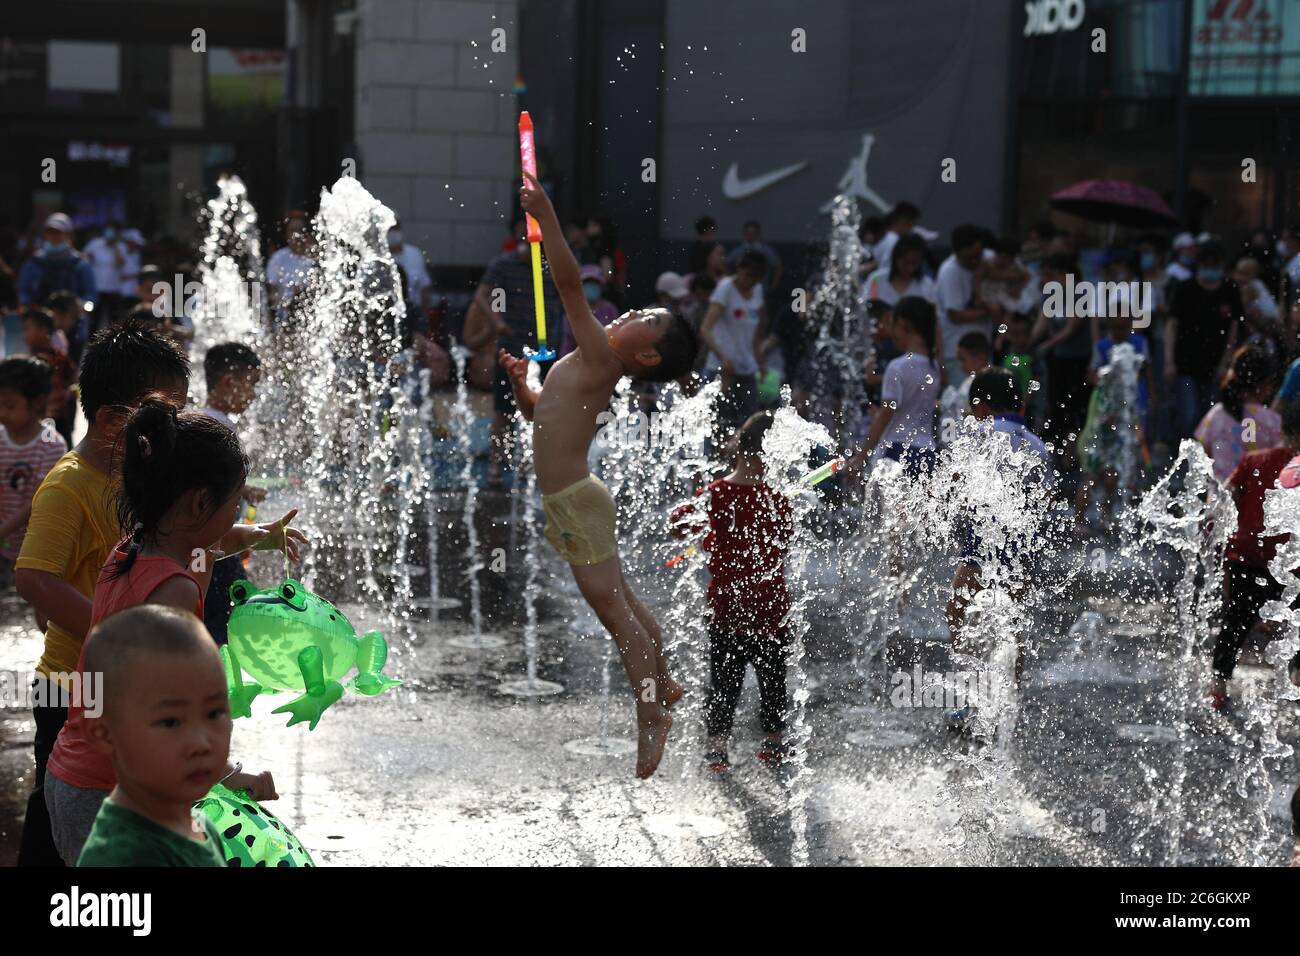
[250,177,429,640]
[762,398,837,864]
[192,173,265,407]
[804,196,873,445]
[1130,440,1235,863]
[452,345,485,633]
[1090,341,1143,497]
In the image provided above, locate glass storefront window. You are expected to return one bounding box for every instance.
[1190,0,1300,96]
[0,37,171,121]
[1021,0,1183,101]
[207,48,286,123]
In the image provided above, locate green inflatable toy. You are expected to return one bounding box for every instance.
[195,782,315,867]
[221,578,401,730]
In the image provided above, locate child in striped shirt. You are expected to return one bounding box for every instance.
[0,357,68,586]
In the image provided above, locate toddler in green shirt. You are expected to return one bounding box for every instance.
[77,605,231,867]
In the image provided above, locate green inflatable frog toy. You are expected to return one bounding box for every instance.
[195,781,315,867]
[221,579,401,730]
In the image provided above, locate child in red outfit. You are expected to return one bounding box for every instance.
[672,411,793,772]
[1207,402,1300,711]
[22,308,77,428]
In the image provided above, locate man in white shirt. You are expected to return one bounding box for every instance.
[265,211,315,326]
[935,224,994,387]
[871,201,920,274]
[700,251,769,430]
[388,222,433,312]
[118,228,144,296]
[83,222,127,325]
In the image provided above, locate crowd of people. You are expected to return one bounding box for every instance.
[0,208,303,867]
[3,190,1299,862]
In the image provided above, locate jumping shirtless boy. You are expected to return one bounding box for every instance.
[499,173,699,777]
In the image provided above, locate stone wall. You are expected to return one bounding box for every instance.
[354,0,520,268]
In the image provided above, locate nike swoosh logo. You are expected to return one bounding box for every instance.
[722,161,808,199]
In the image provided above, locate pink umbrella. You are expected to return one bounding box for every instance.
[1049,179,1178,229]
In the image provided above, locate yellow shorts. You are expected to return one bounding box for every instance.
[541,475,618,566]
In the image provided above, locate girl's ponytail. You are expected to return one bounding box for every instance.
[109,394,248,579]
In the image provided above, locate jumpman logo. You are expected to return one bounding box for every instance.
[820,133,891,214]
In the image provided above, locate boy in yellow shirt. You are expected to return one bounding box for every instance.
[14,321,190,866]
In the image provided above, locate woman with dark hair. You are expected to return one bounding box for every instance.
[847,295,940,478]
[862,233,935,307]
[1195,345,1282,482]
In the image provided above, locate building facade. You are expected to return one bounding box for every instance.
[1016,0,1300,237]
[1,0,290,243]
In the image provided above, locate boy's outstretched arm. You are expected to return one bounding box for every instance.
[499,349,540,420]
[519,172,615,365]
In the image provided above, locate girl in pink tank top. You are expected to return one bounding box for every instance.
[44,397,305,862]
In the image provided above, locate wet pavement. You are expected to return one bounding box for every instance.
[3,491,1298,867]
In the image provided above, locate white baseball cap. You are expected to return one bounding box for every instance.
[44,212,74,232]
[1172,232,1196,250]
[655,271,690,301]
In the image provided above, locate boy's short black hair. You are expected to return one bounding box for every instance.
[737,251,768,277]
[889,201,920,224]
[22,308,54,334]
[79,320,190,421]
[44,289,79,314]
[637,311,699,384]
[970,366,1022,414]
[951,224,985,254]
[0,356,53,403]
[694,216,716,235]
[1198,240,1227,266]
[737,410,774,456]
[204,342,261,390]
[957,331,991,356]
[689,273,716,294]
[85,605,216,709]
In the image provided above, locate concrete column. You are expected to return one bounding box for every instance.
[353,0,518,267]
[169,45,207,234]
